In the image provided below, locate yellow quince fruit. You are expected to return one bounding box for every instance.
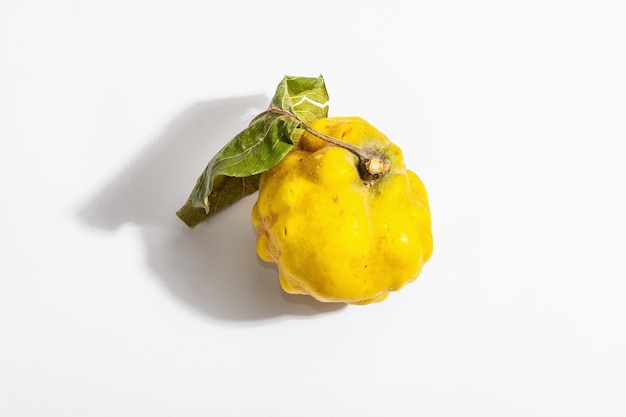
[251,116,433,305]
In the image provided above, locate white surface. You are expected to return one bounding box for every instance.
[2,1,625,415]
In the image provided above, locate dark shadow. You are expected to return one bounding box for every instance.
[78,96,345,323]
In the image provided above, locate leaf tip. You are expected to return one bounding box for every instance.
[176,199,209,228]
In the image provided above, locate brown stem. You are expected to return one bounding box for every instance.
[257,108,390,183]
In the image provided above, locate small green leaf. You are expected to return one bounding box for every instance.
[176,75,329,227]
[271,75,329,124]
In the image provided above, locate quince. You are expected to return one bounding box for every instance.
[252,117,433,304]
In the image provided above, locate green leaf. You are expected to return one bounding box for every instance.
[176,75,329,227]
[271,75,329,124]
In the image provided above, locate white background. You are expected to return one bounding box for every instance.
[2,1,625,416]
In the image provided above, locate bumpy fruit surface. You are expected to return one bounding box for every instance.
[251,117,433,304]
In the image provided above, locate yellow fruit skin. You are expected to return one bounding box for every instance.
[251,117,433,305]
